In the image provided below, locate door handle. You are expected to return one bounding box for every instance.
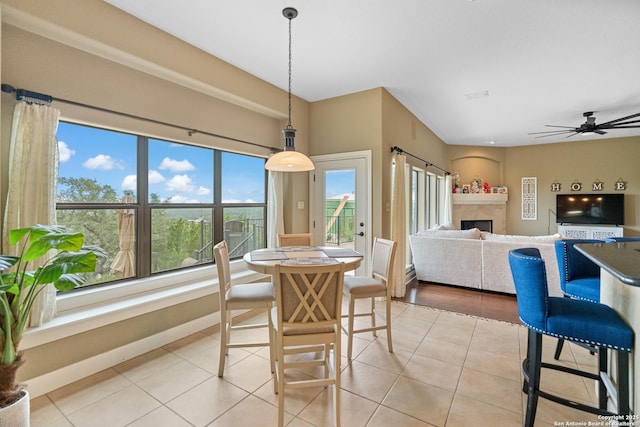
[357,232,364,236]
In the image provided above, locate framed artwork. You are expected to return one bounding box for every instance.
[521,177,537,220]
[462,184,470,194]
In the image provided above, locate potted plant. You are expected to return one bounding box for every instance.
[0,224,101,424]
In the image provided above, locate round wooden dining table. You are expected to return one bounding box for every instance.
[243,246,363,275]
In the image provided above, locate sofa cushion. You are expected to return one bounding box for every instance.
[416,228,481,239]
[481,232,562,244]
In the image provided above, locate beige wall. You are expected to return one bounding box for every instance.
[310,88,384,237]
[309,87,450,240]
[0,0,308,383]
[3,0,639,391]
[447,137,640,236]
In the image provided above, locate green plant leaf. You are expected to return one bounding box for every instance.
[36,251,96,285]
[23,231,84,261]
[54,273,89,291]
[0,255,20,271]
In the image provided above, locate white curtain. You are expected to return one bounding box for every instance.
[443,173,453,224]
[390,152,407,298]
[3,102,60,327]
[266,170,285,248]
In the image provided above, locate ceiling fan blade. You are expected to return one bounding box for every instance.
[604,125,640,129]
[528,130,576,135]
[564,132,580,139]
[594,130,607,135]
[606,119,640,127]
[597,112,640,127]
[531,131,577,138]
[544,125,578,129]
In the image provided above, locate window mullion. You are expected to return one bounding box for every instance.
[138,136,151,277]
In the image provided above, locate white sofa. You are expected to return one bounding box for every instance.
[408,228,563,296]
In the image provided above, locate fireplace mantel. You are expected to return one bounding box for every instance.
[453,194,508,204]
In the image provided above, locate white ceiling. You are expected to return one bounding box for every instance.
[103,0,640,147]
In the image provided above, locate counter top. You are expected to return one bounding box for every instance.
[575,241,640,287]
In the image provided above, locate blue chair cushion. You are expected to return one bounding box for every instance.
[542,297,633,352]
[563,277,600,302]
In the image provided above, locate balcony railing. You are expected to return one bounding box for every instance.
[325,207,354,245]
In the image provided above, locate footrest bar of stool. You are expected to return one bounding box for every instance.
[537,389,618,417]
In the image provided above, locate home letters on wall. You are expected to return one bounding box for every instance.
[550,178,626,192]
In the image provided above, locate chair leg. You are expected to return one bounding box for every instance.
[218,307,228,377]
[598,347,608,410]
[267,306,275,375]
[277,339,285,427]
[524,330,542,427]
[370,297,377,338]
[385,297,393,353]
[617,351,630,416]
[333,328,341,427]
[347,296,356,359]
[553,338,564,360]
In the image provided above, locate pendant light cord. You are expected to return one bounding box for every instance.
[287,14,294,130]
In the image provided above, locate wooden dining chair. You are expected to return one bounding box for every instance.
[342,237,397,359]
[277,233,313,247]
[214,240,275,377]
[271,262,345,427]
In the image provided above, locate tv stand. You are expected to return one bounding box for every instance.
[558,224,623,240]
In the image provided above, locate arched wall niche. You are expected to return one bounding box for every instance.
[450,156,504,189]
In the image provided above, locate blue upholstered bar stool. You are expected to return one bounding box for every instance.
[605,237,640,243]
[509,248,633,427]
[553,239,602,359]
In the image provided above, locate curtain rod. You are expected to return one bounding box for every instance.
[1,83,277,153]
[390,146,450,175]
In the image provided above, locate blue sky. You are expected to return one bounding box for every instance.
[325,169,355,200]
[57,122,266,203]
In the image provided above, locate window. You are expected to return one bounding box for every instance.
[56,122,267,289]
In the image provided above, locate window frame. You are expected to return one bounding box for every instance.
[55,120,268,290]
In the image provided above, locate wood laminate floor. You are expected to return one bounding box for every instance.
[397,279,520,323]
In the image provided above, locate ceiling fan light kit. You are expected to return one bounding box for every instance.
[529,111,640,139]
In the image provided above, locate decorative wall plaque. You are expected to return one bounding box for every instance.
[615,178,626,191]
[521,177,537,220]
[592,179,603,191]
[550,181,561,192]
[570,180,582,191]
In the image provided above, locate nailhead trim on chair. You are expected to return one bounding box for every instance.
[519,318,632,353]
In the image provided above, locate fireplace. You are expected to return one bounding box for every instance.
[461,219,493,233]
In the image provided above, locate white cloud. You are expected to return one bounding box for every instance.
[83,154,123,170]
[166,194,199,203]
[122,175,137,191]
[165,174,195,193]
[148,170,165,184]
[159,157,195,172]
[58,141,75,163]
[196,186,210,196]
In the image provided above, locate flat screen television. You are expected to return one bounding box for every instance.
[556,193,624,225]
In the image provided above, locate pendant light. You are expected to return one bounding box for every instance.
[265,7,315,172]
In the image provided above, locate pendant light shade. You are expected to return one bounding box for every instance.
[265,7,314,172]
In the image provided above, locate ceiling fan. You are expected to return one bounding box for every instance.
[529,111,640,139]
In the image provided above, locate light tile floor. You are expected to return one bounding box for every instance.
[30,301,607,426]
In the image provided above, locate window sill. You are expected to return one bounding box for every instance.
[21,261,269,350]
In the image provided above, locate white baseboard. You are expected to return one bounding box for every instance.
[25,312,221,399]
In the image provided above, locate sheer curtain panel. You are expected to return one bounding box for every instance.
[390,152,407,298]
[3,102,60,326]
[443,174,453,224]
[267,170,285,248]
